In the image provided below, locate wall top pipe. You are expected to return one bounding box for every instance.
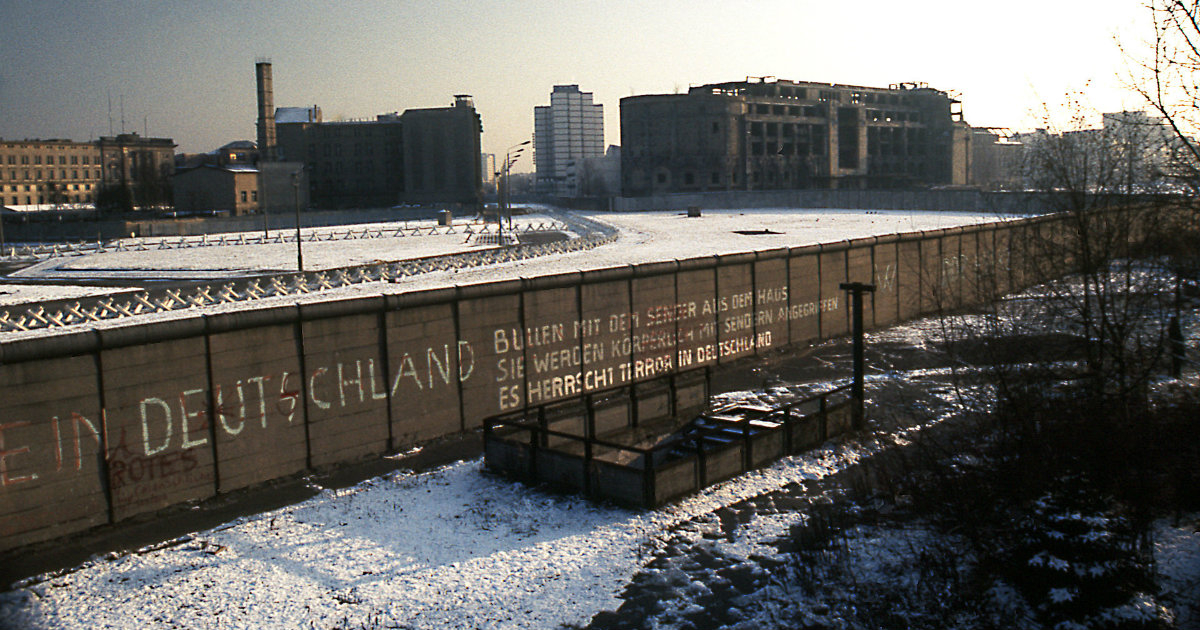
[298,295,386,322]
[846,236,878,250]
[874,233,901,246]
[97,316,206,351]
[788,243,822,256]
[455,278,523,300]
[205,304,301,334]
[631,260,679,277]
[676,256,719,272]
[715,252,756,266]
[384,287,457,311]
[522,271,583,291]
[818,240,853,254]
[580,264,636,284]
[754,247,789,261]
[0,328,100,364]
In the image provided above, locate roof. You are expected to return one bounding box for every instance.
[220,140,257,150]
[275,107,320,124]
[173,164,259,177]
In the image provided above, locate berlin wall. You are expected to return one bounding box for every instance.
[0,213,1063,552]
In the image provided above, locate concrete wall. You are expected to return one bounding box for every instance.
[0,213,1069,552]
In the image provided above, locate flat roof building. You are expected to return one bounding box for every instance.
[620,78,969,196]
[1,133,174,211]
[273,98,481,208]
[535,85,605,197]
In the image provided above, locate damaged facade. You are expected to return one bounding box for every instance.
[620,77,971,196]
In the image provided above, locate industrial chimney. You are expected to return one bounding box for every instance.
[255,60,277,162]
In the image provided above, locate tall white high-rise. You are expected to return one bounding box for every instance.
[534,85,604,197]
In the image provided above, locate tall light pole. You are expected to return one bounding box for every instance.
[499,139,530,242]
[292,168,304,272]
[262,194,270,239]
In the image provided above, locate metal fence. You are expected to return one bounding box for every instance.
[0,212,616,333]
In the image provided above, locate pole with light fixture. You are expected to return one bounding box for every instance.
[292,168,304,271]
[499,139,530,242]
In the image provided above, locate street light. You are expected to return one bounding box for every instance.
[498,139,531,242]
[262,193,270,240]
[292,168,304,271]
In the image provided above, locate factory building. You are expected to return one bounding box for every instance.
[257,62,482,209]
[620,77,970,196]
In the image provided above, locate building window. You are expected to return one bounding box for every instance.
[20,156,28,165]
[251,190,258,202]
[35,169,42,179]
[72,170,78,179]
[241,190,247,202]
[34,155,42,165]
[59,156,66,165]
[71,156,78,164]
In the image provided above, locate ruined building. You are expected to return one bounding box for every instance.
[620,78,971,196]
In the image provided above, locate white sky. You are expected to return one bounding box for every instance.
[0,1,1153,170]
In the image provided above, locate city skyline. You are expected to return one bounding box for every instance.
[1,0,1151,172]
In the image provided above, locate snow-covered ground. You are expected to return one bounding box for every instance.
[0,284,137,307]
[8,217,555,282]
[1,208,1008,300]
[0,401,906,630]
[1,403,1194,630]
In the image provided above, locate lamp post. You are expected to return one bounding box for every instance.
[498,139,530,242]
[292,168,304,272]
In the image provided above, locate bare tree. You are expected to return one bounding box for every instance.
[1126,1,1200,192]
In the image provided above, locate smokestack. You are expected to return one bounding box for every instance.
[255,59,277,162]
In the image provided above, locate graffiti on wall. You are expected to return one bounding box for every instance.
[0,342,476,496]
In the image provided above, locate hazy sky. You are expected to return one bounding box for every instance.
[1,0,1152,172]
